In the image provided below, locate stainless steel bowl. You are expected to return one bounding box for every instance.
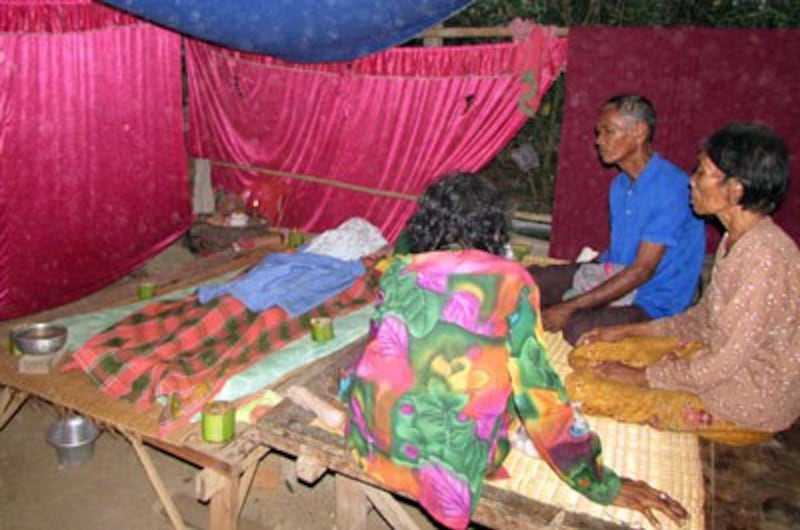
[12,323,68,355]
[45,415,101,467]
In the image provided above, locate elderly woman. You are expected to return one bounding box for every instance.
[570,123,800,445]
[339,173,686,529]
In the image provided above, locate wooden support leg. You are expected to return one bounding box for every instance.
[234,445,269,515]
[124,431,188,530]
[281,455,297,491]
[252,453,282,491]
[336,475,370,530]
[209,472,239,530]
[237,454,261,515]
[296,452,327,485]
[195,448,266,526]
[0,387,28,430]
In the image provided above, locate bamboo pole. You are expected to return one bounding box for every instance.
[211,160,418,202]
[423,23,444,46]
[419,25,569,40]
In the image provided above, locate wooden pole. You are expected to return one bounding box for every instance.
[211,160,418,202]
[125,431,188,530]
[419,25,569,40]
[423,23,444,46]
[0,388,28,429]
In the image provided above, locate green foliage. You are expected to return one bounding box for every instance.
[452,0,800,29]
[446,0,800,212]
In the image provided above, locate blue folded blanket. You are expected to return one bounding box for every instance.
[197,251,365,317]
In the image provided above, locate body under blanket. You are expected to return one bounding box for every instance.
[64,254,383,435]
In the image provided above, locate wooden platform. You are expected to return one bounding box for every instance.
[3,240,795,529]
[257,340,626,530]
[0,240,284,530]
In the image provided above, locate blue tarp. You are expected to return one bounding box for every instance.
[101,0,473,62]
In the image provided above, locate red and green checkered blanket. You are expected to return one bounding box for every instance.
[64,255,382,434]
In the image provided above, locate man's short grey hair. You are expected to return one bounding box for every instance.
[603,94,656,142]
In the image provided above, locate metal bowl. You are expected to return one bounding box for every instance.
[12,323,68,355]
[45,415,101,467]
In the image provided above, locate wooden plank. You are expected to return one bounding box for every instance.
[286,385,345,431]
[0,240,279,335]
[193,441,269,513]
[423,23,444,47]
[236,456,262,515]
[259,414,579,529]
[0,241,285,460]
[257,343,621,530]
[361,484,421,530]
[0,355,163,438]
[126,431,188,530]
[209,472,240,530]
[145,436,238,475]
[0,388,28,429]
[179,426,267,474]
[196,468,227,502]
[296,453,327,485]
[0,244,290,530]
[211,160,418,202]
[421,25,513,39]
[418,26,569,40]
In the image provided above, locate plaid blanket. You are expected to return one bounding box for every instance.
[64,255,382,434]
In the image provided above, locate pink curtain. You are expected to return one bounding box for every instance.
[0,1,139,30]
[0,4,189,319]
[187,26,567,241]
[551,27,800,260]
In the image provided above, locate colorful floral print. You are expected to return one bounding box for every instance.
[340,250,620,529]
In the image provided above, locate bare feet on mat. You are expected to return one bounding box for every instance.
[577,325,630,345]
[593,362,649,387]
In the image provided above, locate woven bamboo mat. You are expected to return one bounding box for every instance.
[0,352,162,438]
[488,332,705,530]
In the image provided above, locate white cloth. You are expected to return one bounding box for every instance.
[575,245,600,263]
[303,217,388,261]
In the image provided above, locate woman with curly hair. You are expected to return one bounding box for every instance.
[340,173,687,529]
[403,173,510,255]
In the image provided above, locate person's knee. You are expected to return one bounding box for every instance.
[529,264,578,308]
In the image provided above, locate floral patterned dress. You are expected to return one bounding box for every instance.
[340,250,621,529]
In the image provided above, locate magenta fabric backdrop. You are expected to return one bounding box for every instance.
[0,5,189,319]
[0,1,138,30]
[551,27,800,260]
[186,27,567,242]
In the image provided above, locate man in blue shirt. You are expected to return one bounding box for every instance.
[530,94,705,344]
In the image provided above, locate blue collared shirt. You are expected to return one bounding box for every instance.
[601,153,705,317]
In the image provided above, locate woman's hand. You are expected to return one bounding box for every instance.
[577,325,632,346]
[613,478,688,529]
[593,362,649,387]
[542,302,576,332]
